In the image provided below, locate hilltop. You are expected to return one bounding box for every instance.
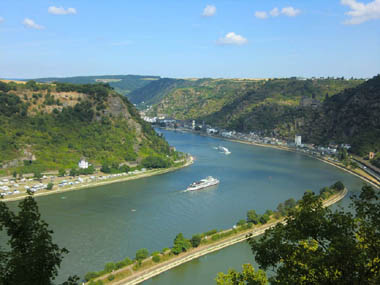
[301,75,380,155]
[32,75,160,96]
[137,77,362,120]
[0,80,177,175]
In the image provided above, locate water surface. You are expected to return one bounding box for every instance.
[1,130,365,283]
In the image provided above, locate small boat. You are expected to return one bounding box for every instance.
[218,146,231,155]
[186,176,219,191]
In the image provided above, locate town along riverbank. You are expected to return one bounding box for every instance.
[159,127,380,188]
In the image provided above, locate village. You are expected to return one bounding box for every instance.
[142,114,380,185]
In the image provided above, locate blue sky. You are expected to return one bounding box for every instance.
[0,0,379,79]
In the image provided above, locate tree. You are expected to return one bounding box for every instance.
[215,264,268,285]
[190,234,202,248]
[331,181,344,191]
[283,198,296,212]
[152,254,160,263]
[245,185,380,284]
[172,233,191,255]
[69,168,78,177]
[0,195,78,284]
[12,171,17,179]
[259,214,270,225]
[135,248,149,263]
[47,182,54,190]
[247,210,260,225]
[58,169,66,177]
[33,171,43,180]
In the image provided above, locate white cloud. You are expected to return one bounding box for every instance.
[255,11,268,19]
[202,5,216,17]
[341,0,380,24]
[281,7,301,17]
[270,8,280,17]
[0,17,4,23]
[48,6,77,15]
[23,18,44,30]
[217,32,247,45]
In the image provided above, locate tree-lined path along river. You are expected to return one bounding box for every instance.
[0,129,368,284]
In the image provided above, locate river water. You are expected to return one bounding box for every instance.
[1,130,365,284]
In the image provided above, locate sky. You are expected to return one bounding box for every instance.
[0,0,379,79]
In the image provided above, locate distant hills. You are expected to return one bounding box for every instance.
[133,76,379,156]
[33,75,160,96]
[0,80,175,175]
[140,77,363,121]
[14,74,379,158]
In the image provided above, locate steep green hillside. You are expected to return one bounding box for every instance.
[148,79,265,119]
[143,78,362,120]
[128,78,190,105]
[302,75,380,155]
[33,75,160,96]
[203,76,379,156]
[0,80,176,175]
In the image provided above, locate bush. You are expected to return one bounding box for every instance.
[135,248,149,261]
[152,254,161,263]
[161,248,170,254]
[247,210,260,224]
[190,234,202,247]
[331,181,345,191]
[85,271,100,281]
[172,233,191,255]
[141,156,171,169]
[46,182,53,190]
[104,262,115,273]
[58,169,66,177]
[108,274,115,281]
[33,171,42,179]
[259,214,270,224]
[236,219,247,226]
[203,229,218,236]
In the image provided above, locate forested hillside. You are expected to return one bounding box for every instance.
[33,75,160,96]
[146,79,265,119]
[141,78,362,120]
[204,76,380,156]
[302,75,380,155]
[0,80,176,175]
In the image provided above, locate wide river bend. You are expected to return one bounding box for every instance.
[1,130,365,284]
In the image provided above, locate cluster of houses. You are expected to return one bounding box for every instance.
[0,156,151,197]
[0,177,50,197]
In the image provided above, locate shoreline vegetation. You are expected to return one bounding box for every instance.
[162,127,380,188]
[1,155,194,203]
[85,184,348,285]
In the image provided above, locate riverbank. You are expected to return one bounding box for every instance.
[231,139,380,189]
[1,156,194,203]
[88,188,347,285]
[160,128,380,188]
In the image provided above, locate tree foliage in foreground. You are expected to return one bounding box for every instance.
[0,195,79,285]
[216,264,268,285]
[216,185,380,284]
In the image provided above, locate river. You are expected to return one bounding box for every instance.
[1,129,365,284]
